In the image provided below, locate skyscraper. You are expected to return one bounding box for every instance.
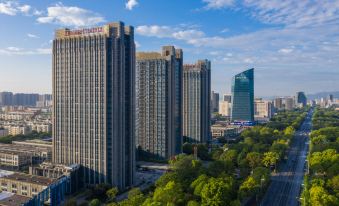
[231,68,254,122]
[52,22,135,189]
[296,92,307,107]
[284,97,295,110]
[274,97,284,111]
[254,98,273,120]
[219,101,231,117]
[0,92,13,106]
[183,60,211,143]
[223,94,232,103]
[211,91,219,112]
[135,46,183,160]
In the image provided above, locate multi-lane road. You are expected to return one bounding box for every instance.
[261,109,313,206]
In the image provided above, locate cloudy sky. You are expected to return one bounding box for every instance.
[0,0,339,96]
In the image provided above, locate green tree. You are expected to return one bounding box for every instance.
[309,186,338,206]
[246,152,262,170]
[239,176,258,198]
[152,181,185,205]
[106,187,119,202]
[89,199,101,206]
[191,174,209,196]
[200,177,234,206]
[262,152,279,170]
[64,198,77,206]
[119,188,145,206]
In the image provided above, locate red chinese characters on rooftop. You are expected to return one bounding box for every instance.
[65,27,103,36]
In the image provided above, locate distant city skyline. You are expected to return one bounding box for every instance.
[0,0,339,95]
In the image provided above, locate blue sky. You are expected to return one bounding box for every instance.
[0,0,339,96]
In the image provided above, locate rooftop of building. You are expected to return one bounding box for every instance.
[0,142,52,154]
[136,52,164,60]
[0,172,55,186]
[0,192,30,206]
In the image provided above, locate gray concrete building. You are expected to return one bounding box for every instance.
[183,60,211,143]
[52,22,135,189]
[135,46,183,160]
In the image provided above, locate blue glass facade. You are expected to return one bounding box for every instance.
[231,68,254,122]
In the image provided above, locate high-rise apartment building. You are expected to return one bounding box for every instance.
[211,91,219,112]
[223,94,232,103]
[219,101,231,117]
[231,68,254,121]
[274,97,284,111]
[183,60,211,143]
[296,92,307,107]
[0,92,13,106]
[13,93,39,106]
[284,97,295,110]
[254,98,273,120]
[135,46,183,160]
[52,22,135,189]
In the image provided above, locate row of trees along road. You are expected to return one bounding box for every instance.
[68,108,308,206]
[301,107,339,206]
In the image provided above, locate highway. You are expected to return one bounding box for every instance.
[260,109,313,206]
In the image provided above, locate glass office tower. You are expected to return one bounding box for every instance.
[231,68,254,122]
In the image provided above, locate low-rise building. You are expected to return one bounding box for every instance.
[0,129,8,138]
[211,123,242,139]
[0,171,55,198]
[0,142,52,169]
[29,162,82,193]
[3,126,30,136]
[0,151,31,169]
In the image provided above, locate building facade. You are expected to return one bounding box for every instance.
[254,98,273,120]
[296,92,307,107]
[135,46,183,160]
[52,22,135,189]
[211,91,219,112]
[219,101,231,117]
[274,97,284,111]
[284,97,295,110]
[231,68,254,121]
[183,60,211,143]
[223,94,232,103]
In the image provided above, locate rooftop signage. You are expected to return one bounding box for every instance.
[65,27,103,36]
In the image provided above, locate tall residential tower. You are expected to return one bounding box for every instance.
[135,46,183,160]
[183,60,211,143]
[231,68,254,122]
[52,22,135,189]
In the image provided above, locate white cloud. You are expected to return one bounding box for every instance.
[0,47,51,55]
[7,47,22,51]
[37,4,105,27]
[221,28,229,33]
[0,1,34,16]
[126,0,138,10]
[136,25,206,43]
[135,41,141,48]
[18,4,31,14]
[203,0,234,9]
[0,1,19,15]
[202,0,339,27]
[278,48,293,54]
[27,33,39,38]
